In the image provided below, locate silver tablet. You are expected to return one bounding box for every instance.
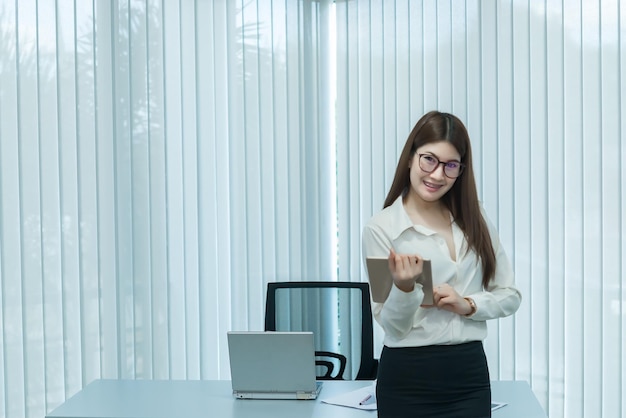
[365,256,433,305]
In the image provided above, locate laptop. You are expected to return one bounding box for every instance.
[227,331,323,400]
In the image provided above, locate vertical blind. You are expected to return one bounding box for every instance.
[0,1,624,418]
[335,1,624,418]
[0,0,333,417]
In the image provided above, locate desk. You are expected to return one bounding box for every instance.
[46,379,546,418]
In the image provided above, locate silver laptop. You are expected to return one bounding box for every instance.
[227,331,323,400]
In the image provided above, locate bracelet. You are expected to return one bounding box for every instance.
[464,297,477,317]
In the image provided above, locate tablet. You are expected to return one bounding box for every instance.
[365,256,433,305]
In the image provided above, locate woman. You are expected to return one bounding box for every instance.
[362,111,521,418]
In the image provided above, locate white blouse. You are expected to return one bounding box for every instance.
[362,196,522,348]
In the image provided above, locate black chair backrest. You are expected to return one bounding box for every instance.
[265,281,378,380]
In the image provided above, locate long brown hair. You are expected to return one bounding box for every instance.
[384,111,496,288]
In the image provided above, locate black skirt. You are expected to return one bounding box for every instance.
[376,341,491,418]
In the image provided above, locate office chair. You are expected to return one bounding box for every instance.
[264,281,378,380]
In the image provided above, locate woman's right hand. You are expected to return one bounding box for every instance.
[388,249,423,293]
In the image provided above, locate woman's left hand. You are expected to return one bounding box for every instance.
[433,283,473,316]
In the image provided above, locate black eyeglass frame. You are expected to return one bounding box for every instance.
[417,153,465,179]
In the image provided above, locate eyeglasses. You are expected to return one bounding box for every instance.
[417,153,465,178]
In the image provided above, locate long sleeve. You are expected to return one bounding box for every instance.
[464,220,522,321]
[362,223,424,340]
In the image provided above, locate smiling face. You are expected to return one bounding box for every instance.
[407,140,461,205]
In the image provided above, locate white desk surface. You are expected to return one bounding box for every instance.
[46,379,547,418]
